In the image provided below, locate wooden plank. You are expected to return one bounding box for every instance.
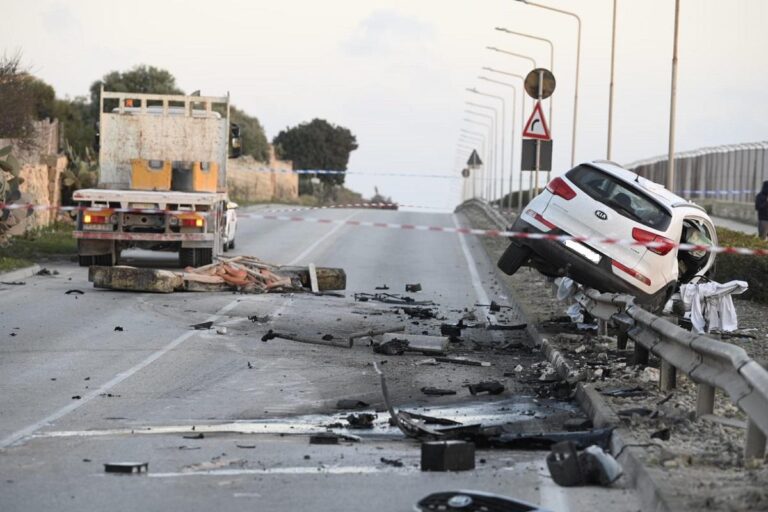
[89,266,183,293]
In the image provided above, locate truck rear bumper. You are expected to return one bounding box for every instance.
[74,231,213,242]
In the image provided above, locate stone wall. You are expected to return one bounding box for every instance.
[226,146,297,203]
[1,120,65,234]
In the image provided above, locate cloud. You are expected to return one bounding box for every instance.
[342,9,434,57]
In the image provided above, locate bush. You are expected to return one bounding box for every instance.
[712,227,768,303]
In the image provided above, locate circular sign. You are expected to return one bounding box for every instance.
[524,68,556,99]
[461,168,470,178]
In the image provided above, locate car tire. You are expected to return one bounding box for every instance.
[222,240,229,252]
[228,239,235,250]
[498,243,532,275]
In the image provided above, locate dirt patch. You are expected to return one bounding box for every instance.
[461,202,768,512]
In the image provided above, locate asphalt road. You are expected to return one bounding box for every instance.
[0,206,640,512]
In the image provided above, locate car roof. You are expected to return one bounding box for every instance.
[585,160,694,209]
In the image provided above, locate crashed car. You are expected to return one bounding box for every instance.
[498,161,717,311]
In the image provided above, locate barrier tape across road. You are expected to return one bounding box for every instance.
[4,201,768,256]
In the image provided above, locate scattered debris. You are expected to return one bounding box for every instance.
[348,326,404,347]
[354,292,433,306]
[248,315,270,323]
[618,407,653,418]
[434,356,490,367]
[346,413,376,429]
[380,457,404,467]
[491,427,614,450]
[183,433,205,439]
[650,427,671,441]
[335,399,369,410]
[216,327,227,335]
[104,462,149,474]
[563,418,593,431]
[546,441,622,487]
[114,326,124,332]
[1,281,25,285]
[396,411,461,426]
[374,333,448,355]
[310,433,340,445]
[487,322,528,331]
[415,358,439,366]
[71,395,81,400]
[235,444,256,449]
[261,330,279,342]
[421,387,457,396]
[401,307,436,319]
[36,268,58,276]
[247,362,253,369]
[191,321,214,330]
[640,367,660,383]
[375,284,390,290]
[65,289,84,295]
[421,440,475,471]
[405,283,422,293]
[415,491,546,512]
[321,334,334,341]
[600,386,646,398]
[466,381,505,396]
[373,337,408,355]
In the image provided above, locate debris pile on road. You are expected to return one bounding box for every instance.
[88,256,346,294]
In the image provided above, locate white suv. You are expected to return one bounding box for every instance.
[498,161,717,311]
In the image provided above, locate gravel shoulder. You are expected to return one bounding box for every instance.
[462,201,768,512]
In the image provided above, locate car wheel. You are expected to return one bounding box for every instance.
[498,243,532,275]
[228,239,235,250]
[222,240,229,252]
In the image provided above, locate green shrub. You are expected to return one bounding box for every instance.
[712,227,768,303]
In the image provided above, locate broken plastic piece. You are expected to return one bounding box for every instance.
[435,356,491,367]
[415,490,550,512]
[104,462,149,474]
[546,441,622,487]
[405,283,422,293]
[191,321,213,330]
[421,440,475,471]
[310,433,340,445]
[421,387,457,396]
[467,381,505,396]
[335,399,369,410]
[492,427,614,451]
[346,413,376,429]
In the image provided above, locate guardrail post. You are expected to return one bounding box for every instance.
[617,332,628,350]
[660,359,677,390]
[598,319,608,336]
[634,344,649,366]
[745,419,767,462]
[696,383,715,417]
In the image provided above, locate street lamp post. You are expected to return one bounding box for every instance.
[465,110,496,200]
[667,0,681,191]
[607,0,617,160]
[467,88,506,208]
[514,0,581,167]
[459,130,488,199]
[478,76,517,211]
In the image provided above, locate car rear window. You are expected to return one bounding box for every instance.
[566,165,672,230]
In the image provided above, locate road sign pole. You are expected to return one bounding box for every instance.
[534,69,544,195]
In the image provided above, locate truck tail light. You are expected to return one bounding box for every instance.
[546,177,576,200]
[632,227,675,255]
[181,216,204,228]
[84,210,113,224]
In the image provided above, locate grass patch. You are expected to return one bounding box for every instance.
[0,223,76,272]
[713,227,768,303]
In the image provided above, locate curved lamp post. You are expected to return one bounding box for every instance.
[466,88,506,207]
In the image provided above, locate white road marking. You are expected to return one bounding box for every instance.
[452,214,497,324]
[0,213,355,451]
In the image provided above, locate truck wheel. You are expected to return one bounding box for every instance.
[222,240,229,253]
[497,243,532,275]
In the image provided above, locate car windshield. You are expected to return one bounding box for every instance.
[566,164,672,230]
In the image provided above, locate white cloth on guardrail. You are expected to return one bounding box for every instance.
[680,280,748,333]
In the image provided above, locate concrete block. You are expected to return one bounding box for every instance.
[421,440,475,471]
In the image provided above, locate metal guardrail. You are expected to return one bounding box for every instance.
[575,288,768,459]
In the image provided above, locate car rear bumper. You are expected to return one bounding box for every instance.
[509,216,671,308]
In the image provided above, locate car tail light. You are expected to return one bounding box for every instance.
[546,177,576,200]
[632,227,675,255]
[83,210,113,224]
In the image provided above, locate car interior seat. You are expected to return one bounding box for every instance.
[614,192,631,209]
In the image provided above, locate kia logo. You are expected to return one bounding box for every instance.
[594,210,608,220]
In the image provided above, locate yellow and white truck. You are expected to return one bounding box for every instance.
[73,90,240,267]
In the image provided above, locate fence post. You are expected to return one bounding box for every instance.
[598,319,608,336]
[696,383,715,417]
[744,419,767,462]
[660,359,677,391]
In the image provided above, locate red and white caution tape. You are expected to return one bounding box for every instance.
[247,213,768,256]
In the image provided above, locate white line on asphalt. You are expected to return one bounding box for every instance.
[452,214,497,324]
[0,214,356,451]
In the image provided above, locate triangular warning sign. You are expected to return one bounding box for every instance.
[466,149,483,168]
[522,101,551,140]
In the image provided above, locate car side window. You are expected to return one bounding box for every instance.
[566,165,672,230]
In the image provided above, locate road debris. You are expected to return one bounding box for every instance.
[65,289,84,295]
[354,292,433,305]
[373,333,448,355]
[380,457,404,467]
[89,256,346,294]
[546,441,622,487]
[36,268,59,276]
[310,433,340,445]
[2,281,25,285]
[104,462,149,474]
[346,413,376,429]
[405,283,422,293]
[415,491,549,512]
[492,427,614,450]
[420,387,457,396]
[374,284,390,290]
[434,356,491,367]
[113,326,123,332]
[335,399,369,410]
[421,440,475,471]
[466,381,505,395]
[190,321,214,330]
[216,327,227,335]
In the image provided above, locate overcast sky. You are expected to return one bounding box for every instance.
[3,0,767,210]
